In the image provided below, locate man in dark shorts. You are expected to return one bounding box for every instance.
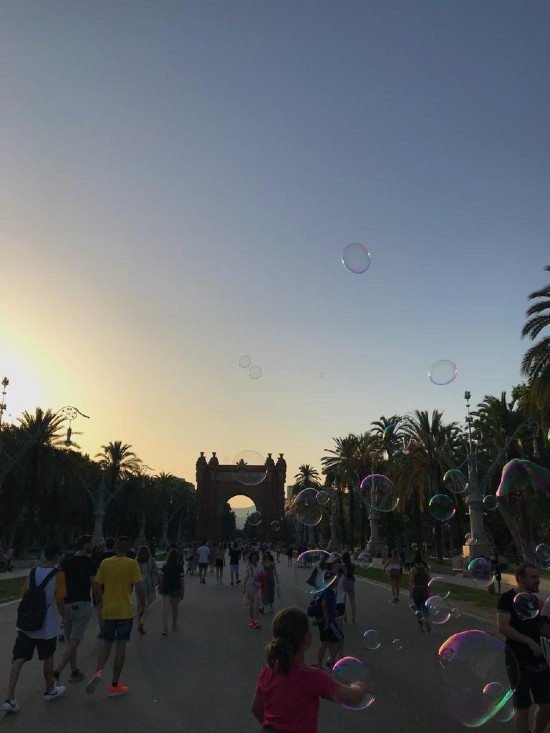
[497,562,550,733]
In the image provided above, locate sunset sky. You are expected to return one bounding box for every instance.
[1,1,548,509]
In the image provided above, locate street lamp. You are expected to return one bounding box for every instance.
[0,377,9,429]
[463,391,491,559]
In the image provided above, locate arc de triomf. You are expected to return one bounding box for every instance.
[195,451,286,542]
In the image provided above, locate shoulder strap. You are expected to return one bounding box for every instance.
[29,567,37,590]
[35,568,59,590]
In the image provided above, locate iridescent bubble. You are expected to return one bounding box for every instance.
[357,474,399,513]
[451,608,461,619]
[357,551,373,569]
[426,596,451,625]
[496,458,550,497]
[316,490,330,506]
[362,629,381,651]
[238,354,251,368]
[249,365,262,380]
[270,520,281,532]
[295,550,338,595]
[483,494,498,511]
[536,543,550,569]
[392,639,403,651]
[428,494,456,522]
[341,243,372,275]
[294,487,323,527]
[248,511,262,527]
[439,630,520,728]
[468,557,494,589]
[443,468,468,495]
[427,576,451,601]
[332,656,375,711]
[495,702,516,723]
[382,423,397,442]
[232,450,267,486]
[429,360,458,386]
[513,592,539,621]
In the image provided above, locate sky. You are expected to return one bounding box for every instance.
[1,1,549,510]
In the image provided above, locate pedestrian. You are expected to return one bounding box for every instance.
[86,536,144,698]
[3,544,67,713]
[243,551,265,629]
[228,542,241,585]
[409,551,431,633]
[136,544,159,635]
[316,562,344,668]
[197,540,210,584]
[384,548,403,604]
[498,562,550,733]
[251,607,368,733]
[286,545,293,567]
[159,548,185,635]
[53,534,96,684]
[262,551,280,613]
[341,552,357,624]
[489,547,502,595]
[214,543,225,584]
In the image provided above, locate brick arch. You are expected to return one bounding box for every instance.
[195,451,286,542]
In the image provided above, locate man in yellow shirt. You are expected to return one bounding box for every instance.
[86,536,144,698]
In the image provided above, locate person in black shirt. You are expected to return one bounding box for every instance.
[53,535,96,683]
[497,562,550,733]
[229,543,241,585]
[159,549,184,635]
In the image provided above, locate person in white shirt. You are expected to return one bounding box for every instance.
[197,541,211,584]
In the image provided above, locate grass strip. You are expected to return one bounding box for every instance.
[0,576,25,603]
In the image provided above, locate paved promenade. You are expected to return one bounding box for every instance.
[0,559,522,732]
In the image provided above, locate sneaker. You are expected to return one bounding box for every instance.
[325,659,334,669]
[236,579,241,584]
[248,620,256,627]
[86,669,103,694]
[44,685,66,701]
[253,620,261,629]
[2,699,19,713]
[70,669,85,682]
[108,682,129,698]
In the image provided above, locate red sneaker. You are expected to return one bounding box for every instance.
[108,682,129,698]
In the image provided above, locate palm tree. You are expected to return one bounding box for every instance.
[95,441,142,493]
[293,464,321,492]
[522,265,550,415]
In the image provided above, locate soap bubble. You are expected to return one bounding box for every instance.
[316,490,330,506]
[392,639,403,651]
[451,608,461,619]
[483,495,498,511]
[468,557,494,589]
[342,243,372,274]
[294,488,323,527]
[248,511,262,527]
[295,550,338,595]
[439,630,520,727]
[443,468,468,495]
[362,629,381,650]
[535,543,550,569]
[249,365,262,380]
[426,596,451,625]
[428,494,456,522]
[232,450,267,486]
[332,656,375,710]
[429,360,458,386]
[357,474,399,513]
[427,576,451,601]
[270,520,280,532]
[513,592,539,621]
[357,551,373,569]
[238,354,251,368]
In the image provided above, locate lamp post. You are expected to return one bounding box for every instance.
[462,391,491,559]
[0,377,9,429]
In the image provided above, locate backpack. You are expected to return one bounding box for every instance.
[17,567,58,632]
[306,591,324,624]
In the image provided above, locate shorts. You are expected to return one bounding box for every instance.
[12,632,56,662]
[215,559,224,568]
[335,602,346,618]
[389,569,402,580]
[229,564,239,574]
[102,618,133,643]
[198,562,208,569]
[346,579,355,591]
[319,622,344,644]
[65,601,92,640]
[511,664,550,709]
[162,589,182,599]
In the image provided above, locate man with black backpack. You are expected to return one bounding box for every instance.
[3,544,67,713]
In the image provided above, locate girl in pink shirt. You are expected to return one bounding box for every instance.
[251,607,368,733]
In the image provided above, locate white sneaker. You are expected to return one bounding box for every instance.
[44,685,66,701]
[2,699,20,713]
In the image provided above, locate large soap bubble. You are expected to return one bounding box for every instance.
[293,487,323,527]
[443,468,468,495]
[295,549,338,595]
[232,450,267,486]
[468,557,494,589]
[428,494,456,522]
[427,576,451,601]
[332,656,375,711]
[426,596,451,625]
[438,630,520,728]
[341,243,372,274]
[357,474,399,513]
[429,360,457,386]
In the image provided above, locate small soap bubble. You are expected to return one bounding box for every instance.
[392,638,403,650]
[443,468,468,495]
[513,592,539,621]
[248,511,262,527]
[342,243,372,274]
[249,365,262,380]
[427,576,451,601]
[316,490,330,506]
[232,450,267,486]
[429,360,458,386]
[426,596,451,625]
[362,629,381,650]
[293,487,323,527]
[357,474,399,513]
[238,354,251,368]
[332,656,375,711]
[295,550,338,595]
[357,551,373,569]
[451,608,461,619]
[483,494,498,511]
[535,543,550,569]
[468,557,494,589]
[270,520,280,532]
[428,494,456,522]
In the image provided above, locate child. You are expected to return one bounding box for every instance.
[243,552,265,629]
[251,607,368,733]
